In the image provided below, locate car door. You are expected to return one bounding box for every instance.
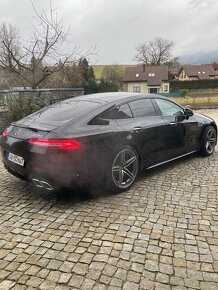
[153,98,199,160]
[115,98,169,168]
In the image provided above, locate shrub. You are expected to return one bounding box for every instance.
[170,79,218,90]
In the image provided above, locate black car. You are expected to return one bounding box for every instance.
[0,92,217,192]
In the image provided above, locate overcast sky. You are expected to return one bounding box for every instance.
[0,0,217,64]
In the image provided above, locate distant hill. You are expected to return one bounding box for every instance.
[179,50,218,64]
[93,64,136,80]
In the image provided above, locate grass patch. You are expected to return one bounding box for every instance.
[171,96,218,108]
[93,64,136,79]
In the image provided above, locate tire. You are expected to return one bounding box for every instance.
[105,145,139,193]
[200,126,217,156]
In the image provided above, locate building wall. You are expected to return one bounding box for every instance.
[127,82,148,93]
[125,82,169,93]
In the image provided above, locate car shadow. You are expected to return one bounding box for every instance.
[6,151,214,205]
[27,182,110,204]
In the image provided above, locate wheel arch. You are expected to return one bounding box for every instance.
[200,122,217,145]
[122,141,143,171]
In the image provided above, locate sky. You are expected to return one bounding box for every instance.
[0,0,217,64]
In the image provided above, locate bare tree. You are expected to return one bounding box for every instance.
[135,37,175,66]
[0,2,87,88]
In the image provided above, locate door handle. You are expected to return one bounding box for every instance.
[169,121,177,127]
[133,126,143,133]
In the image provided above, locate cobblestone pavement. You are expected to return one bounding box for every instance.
[0,147,218,290]
[1,107,218,290]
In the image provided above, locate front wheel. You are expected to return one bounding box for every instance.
[106,146,139,193]
[200,126,217,156]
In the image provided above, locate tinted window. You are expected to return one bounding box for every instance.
[128,99,156,118]
[97,106,118,119]
[155,99,184,116]
[117,104,132,119]
[30,101,99,123]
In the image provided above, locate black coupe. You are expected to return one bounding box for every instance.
[0,92,217,192]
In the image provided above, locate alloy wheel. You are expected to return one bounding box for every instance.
[112,149,138,189]
[206,128,216,154]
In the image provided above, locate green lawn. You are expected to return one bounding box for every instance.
[93,64,136,79]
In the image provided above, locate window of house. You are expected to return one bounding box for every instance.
[148,73,155,77]
[133,85,141,92]
[149,88,158,94]
[136,73,139,78]
[128,99,156,118]
[155,99,184,116]
[163,85,168,92]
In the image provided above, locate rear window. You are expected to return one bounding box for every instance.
[30,101,99,123]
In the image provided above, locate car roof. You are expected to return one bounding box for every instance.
[69,92,169,105]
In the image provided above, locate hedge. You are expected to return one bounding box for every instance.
[159,92,182,98]
[170,79,218,91]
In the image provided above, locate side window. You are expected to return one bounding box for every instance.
[116,104,132,119]
[96,106,118,119]
[155,99,184,116]
[128,99,156,118]
[89,106,118,125]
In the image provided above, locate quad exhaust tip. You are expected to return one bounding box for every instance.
[32,178,53,191]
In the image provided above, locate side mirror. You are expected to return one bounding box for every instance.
[176,115,186,122]
[184,108,193,119]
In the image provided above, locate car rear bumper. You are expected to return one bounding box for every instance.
[1,144,82,191]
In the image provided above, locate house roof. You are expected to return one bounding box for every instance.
[123,65,168,86]
[212,62,218,70]
[182,64,216,79]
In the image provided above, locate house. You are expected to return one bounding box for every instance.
[123,65,169,94]
[212,62,218,75]
[178,64,217,81]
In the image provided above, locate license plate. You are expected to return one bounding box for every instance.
[8,153,24,166]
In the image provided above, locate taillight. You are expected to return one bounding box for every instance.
[2,130,7,137]
[28,139,80,150]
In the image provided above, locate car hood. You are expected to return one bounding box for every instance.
[194,112,215,123]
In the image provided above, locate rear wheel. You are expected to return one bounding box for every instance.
[200,126,217,156]
[106,146,139,193]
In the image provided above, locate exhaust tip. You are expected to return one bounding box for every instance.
[41,181,53,191]
[32,178,53,191]
[32,178,44,188]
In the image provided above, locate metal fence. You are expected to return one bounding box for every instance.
[0,87,84,131]
[0,88,84,111]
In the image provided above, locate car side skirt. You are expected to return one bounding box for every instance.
[146,150,198,170]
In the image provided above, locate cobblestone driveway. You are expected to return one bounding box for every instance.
[0,109,218,290]
[0,151,218,290]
